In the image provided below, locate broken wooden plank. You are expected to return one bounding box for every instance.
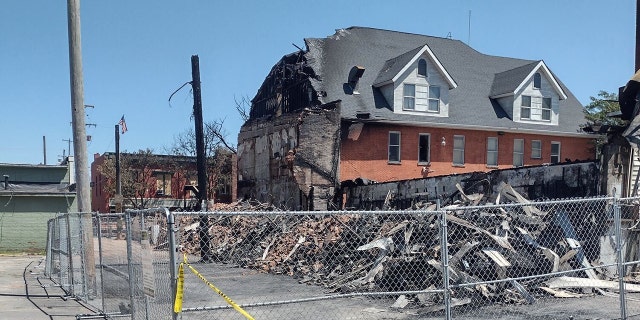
[544,276,640,292]
[446,214,515,251]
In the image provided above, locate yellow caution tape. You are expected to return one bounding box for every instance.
[173,254,255,320]
[173,261,184,313]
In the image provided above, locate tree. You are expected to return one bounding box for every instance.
[168,120,235,202]
[97,149,163,209]
[583,90,628,158]
[583,90,624,127]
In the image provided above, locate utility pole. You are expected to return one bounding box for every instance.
[115,124,123,212]
[67,0,95,295]
[191,55,212,262]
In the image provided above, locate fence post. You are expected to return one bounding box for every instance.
[165,208,179,320]
[613,198,627,319]
[66,214,75,295]
[125,211,136,319]
[96,213,107,313]
[438,200,451,320]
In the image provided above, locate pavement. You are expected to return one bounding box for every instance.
[0,255,98,319]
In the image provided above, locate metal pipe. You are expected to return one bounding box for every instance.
[125,211,135,319]
[614,200,627,319]
[165,207,178,320]
[438,199,451,320]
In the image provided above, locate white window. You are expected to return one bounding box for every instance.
[418,59,427,77]
[551,142,561,164]
[403,84,415,110]
[521,96,531,119]
[521,95,553,122]
[388,131,401,163]
[513,139,524,167]
[542,97,552,121]
[531,140,542,159]
[428,86,440,112]
[418,133,430,164]
[453,135,465,166]
[487,137,498,167]
[533,72,541,89]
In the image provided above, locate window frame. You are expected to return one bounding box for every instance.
[418,59,427,77]
[513,139,524,167]
[487,137,498,167]
[551,141,561,164]
[533,72,542,89]
[542,97,552,121]
[388,131,401,163]
[403,84,416,110]
[521,95,532,119]
[531,140,542,159]
[428,85,440,112]
[453,135,465,166]
[418,133,431,164]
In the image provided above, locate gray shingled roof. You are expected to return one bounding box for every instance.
[303,27,587,135]
[490,61,539,97]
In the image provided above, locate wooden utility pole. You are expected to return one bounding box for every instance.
[191,55,212,262]
[67,0,95,295]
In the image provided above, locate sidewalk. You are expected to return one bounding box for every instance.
[0,255,97,319]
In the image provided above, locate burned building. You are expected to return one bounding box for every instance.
[238,27,595,210]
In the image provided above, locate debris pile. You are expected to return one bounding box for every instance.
[171,183,639,309]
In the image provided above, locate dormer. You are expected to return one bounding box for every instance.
[373,44,457,117]
[490,61,566,125]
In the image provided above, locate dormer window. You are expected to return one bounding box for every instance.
[418,59,427,77]
[403,84,415,110]
[428,86,440,112]
[533,72,541,89]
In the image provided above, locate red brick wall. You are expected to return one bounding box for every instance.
[340,124,595,182]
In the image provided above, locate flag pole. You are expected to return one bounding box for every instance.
[115,124,122,212]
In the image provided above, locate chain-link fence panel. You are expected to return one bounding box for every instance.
[441,196,639,319]
[172,210,448,320]
[616,196,640,319]
[92,213,134,318]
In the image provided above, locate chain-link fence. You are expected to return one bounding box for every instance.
[45,196,640,319]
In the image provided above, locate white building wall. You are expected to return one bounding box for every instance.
[514,73,560,126]
[392,54,450,117]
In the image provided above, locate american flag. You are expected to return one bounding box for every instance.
[118,115,128,134]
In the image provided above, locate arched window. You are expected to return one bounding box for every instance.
[418,59,427,77]
[533,72,541,89]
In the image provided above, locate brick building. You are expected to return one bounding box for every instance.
[237,27,595,210]
[91,152,236,213]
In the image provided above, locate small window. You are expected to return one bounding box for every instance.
[551,142,561,164]
[389,131,401,163]
[418,59,427,77]
[155,172,172,196]
[418,133,430,164]
[513,139,524,167]
[531,140,542,159]
[533,72,541,89]
[428,86,440,112]
[487,137,498,166]
[542,97,552,121]
[521,96,531,119]
[403,84,415,110]
[453,135,465,166]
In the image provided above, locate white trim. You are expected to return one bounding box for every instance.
[388,45,458,89]
[514,61,567,100]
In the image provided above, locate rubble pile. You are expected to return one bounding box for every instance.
[171,184,640,309]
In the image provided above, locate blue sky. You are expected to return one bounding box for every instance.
[1,0,635,165]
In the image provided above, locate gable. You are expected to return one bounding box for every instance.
[491,61,567,100]
[373,44,457,89]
